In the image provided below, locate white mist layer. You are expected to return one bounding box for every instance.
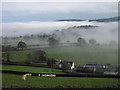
[2,21,118,44]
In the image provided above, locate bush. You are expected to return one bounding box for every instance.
[77,37,87,46]
[48,37,59,47]
[47,58,57,68]
[17,41,27,49]
[26,50,47,63]
[62,61,71,72]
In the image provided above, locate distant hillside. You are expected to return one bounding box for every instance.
[56,16,120,22]
[89,16,120,22]
[56,19,85,22]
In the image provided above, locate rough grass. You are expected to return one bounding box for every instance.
[2,46,118,65]
[2,65,64,74]
[2,73,118,88]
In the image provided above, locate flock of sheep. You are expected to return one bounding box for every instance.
[22,73,56,80]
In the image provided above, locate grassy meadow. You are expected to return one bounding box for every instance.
[2,73,118,88]
[2,45,118,88]
[3,46,118,65]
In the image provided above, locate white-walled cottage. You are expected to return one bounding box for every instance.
[58,60,75,70]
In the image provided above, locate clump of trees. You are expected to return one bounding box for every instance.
[77,37,87,46]
[62,61,71,72]
[26,50,47,64]
[26,49,58,68]
[47,58,57,68]
[2,45,12,62]
[17,41,27,49]
[88,38,97,46]
[33,50,47,63]
[77,37,99,46]
[48,37,59,47]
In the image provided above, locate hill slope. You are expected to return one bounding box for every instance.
[56,16,120,22]
[89,16,120,22]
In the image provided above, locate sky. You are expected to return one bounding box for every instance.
[1,1,118,44]
[2,2,118,22]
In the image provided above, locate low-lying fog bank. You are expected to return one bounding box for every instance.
[2,21,118,45]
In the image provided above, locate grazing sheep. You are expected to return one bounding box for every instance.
[22,73,32,80]
[41,74,47,77]
[51,74,56,77]
[22,75,26,80]
[41,74,56,77]
[25,73,32,76]
[38,74,40,77]
[50,74,56,77]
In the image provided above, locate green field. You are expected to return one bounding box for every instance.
[43,46,118,65]
[2,65,64,74]
[3,46,118,65]
[2,45,118,88]
[2,73,118,88]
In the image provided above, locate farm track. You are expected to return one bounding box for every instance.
[2,70,120,78]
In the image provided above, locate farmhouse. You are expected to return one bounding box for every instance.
[58,60,74,70]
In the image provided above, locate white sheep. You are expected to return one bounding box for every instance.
[38,74,40,77]
[41,74,56,77]
[22,73,32,80]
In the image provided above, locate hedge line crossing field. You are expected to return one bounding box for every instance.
[2,65,64,74]
[2,73,118,88]
[3,46,118,65]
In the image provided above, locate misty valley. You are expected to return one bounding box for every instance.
[2,2,120,88]
[2,19,119,88]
